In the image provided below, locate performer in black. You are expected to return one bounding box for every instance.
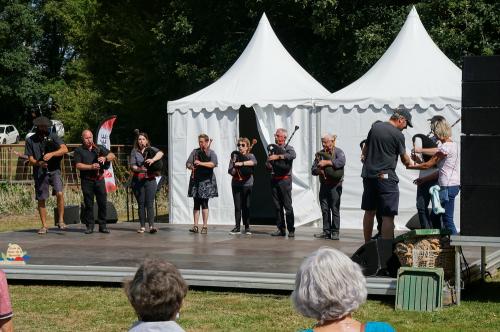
[312,134,345,240]
[25,116,68,234]
[74,129,116,234]
[186,134,218,235]
[228,137,257,235]
[130,132,164,234]
[267,128,296,237]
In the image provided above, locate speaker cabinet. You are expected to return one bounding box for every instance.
[460,185,500,237]
[351,238,400,277]
[462,107,500,135]
[80,201,118,224]
[461,135,500,186]
[462,81,500,108]
[53,205,80,225]
[463,56,500,82]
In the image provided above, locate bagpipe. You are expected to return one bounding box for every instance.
[38,135,62,172]
[267,126,299,177]
[230,139,257,180]
[91,143,111,176]
[314,150,344,182]
[412,134,437,162]
[191,139,213,181]
[142,147,163,175]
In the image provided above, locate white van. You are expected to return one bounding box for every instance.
[26,120,65,140]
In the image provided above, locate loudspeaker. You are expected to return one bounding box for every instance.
[462,81,500,108]
[80,201,118,223]
[463,56,500,82]
[461,135,500,186]
[460,185,500,237]
[351,239,400,277]
[462,107,500,135]
[53,205,80,225]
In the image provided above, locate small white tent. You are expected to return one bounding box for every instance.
[317,6,462,230]
[167,13,330,225]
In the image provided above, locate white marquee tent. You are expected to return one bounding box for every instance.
[317,6,462,230]
[167,13,330,225]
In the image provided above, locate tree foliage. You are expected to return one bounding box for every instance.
[1,0,499,143]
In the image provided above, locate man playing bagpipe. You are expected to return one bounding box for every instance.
[74,130,116,234]
[25,116,68,235]
[267,128,296,237]
[311,134,346,240]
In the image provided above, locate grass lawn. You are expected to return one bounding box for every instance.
[6,274,499,332]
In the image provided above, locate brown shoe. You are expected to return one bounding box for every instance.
[38,227,48,235]
[57,222,67,230]
[201,226,208,234]
[189,226,199,233]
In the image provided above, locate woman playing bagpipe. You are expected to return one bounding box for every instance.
[130,132,164,234]
[311,134,346,240]
[228,137,258,235]
[186,134,218,234]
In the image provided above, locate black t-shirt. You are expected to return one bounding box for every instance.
[25,133,65,174]
[361,121,406,182]
[73,144,110,179]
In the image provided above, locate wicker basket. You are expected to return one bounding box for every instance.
[395,238,455,280]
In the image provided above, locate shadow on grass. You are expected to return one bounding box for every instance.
[462,276,500,303]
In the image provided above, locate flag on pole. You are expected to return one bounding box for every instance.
[96,116,117,192]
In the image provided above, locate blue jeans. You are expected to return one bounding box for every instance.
[439,185,460,235]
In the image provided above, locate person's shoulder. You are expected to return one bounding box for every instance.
[365,321,395,332]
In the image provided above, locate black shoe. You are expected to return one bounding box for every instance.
[84,229,94,234]
[371,232,381,240]
[331,232,340,240]
[230,227,241,235]
[99,228,110,234]
[243,227,252,235]
[288,231,295,238]
[314,232,331,239]
[270,230,286,237]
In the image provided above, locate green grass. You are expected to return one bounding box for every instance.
[7,274,500,332]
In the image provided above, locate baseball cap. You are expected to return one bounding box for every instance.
[394,109,413,128]
[428,115,445,124]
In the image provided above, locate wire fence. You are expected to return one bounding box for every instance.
[0,144,167,187]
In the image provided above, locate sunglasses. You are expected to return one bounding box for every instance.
[237,143,247,147]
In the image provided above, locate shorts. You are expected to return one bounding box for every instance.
[34,170,63,201]
[361,177,399,216]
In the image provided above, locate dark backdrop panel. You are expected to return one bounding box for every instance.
[462,107,500,135]
[461,135,500,186]
[239,106,276,225]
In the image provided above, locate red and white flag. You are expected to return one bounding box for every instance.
[96,116,117,192]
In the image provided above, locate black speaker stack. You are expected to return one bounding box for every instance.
[461,55,500,237]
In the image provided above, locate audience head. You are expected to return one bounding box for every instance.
[292,247,367,325]
[135,132,151,150]
[125,258,188,322]
[390,108,413,130]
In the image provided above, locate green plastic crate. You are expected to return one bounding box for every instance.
[395,267,444,312]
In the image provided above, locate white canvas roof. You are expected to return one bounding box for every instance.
[167,13,330,113]
[318,6,461,110]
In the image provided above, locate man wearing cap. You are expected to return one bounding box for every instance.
[360,109,413,242]
[25,116,68,234]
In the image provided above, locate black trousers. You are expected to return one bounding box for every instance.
[319,183,342,233]
[271,178,294,232]
[133,178,157,228]
[232,185,252,228]
[81,178,107,229]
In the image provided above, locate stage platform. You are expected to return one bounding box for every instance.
[1,223,499,294]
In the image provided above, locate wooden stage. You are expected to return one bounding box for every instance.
[1,223,499,294]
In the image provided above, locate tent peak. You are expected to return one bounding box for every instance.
[409,5,418,17]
